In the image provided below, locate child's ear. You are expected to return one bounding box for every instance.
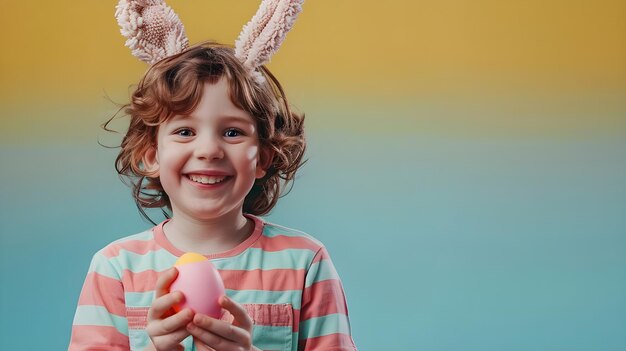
[142,146,160,177]
[255,147,275,179]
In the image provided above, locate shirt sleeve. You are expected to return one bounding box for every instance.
[298,247,357,351]
[68,251,130,350]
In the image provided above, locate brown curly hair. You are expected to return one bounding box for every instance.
[105,42,306,224]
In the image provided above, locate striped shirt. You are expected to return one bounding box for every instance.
[69,215,357,351]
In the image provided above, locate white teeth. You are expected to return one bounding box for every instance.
[188,175,227,184]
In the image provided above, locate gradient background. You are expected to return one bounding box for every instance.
[1,1,625,350]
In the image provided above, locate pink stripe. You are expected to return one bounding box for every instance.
[68,325,129,350]
[298,333,357,351]
[292,308,301,332]
[301,279,349,320]
[252,234,321,252]
[311,247,330,264]
[243,303,293,326]
[78,272,126,316]
[154,215,265,259]
[125,306,237,330]
[121,267,308,293]
[100,238,160,258]
[220,268,306,291]
[127,307,150,329]
[120,269,160,293]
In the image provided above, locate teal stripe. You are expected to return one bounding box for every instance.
[109,249,178,273]
[73,305,128,336]
[128,329,150,350]
[226,289,303,310]
[299,313,351,339]
[88,253,120,279]
[304,259,339,288]
[253,325,292,336]
[106,247,316,273]
[181,335,194,350]
[124,291,155,307]
[213,248,316,270]
[252,325,293,350]
[126,289,303,309]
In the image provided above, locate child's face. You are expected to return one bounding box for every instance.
[144,77,267,221]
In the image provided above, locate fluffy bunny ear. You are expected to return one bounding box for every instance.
[115,0,189,65]
[235,0,305,81]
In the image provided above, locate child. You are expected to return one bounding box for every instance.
[69,1,356,351]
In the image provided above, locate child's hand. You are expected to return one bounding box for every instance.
[146,267,195,351]
[188,295,260,351]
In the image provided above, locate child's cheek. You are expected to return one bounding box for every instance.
[246,145,259,161]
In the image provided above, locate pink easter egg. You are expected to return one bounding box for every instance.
[170,253,225,318]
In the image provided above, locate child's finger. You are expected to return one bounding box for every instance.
[148,291,184,321]
[151,327,190,347]
[219,295,253,331]
[154,267,179,298]
[190,313,251,346]
[193,340,217,351]
[188,319,247,351]
[158,308,195,334]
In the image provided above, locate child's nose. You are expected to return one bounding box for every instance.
[193,135,224,160]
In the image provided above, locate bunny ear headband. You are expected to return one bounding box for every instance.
[115,0,305,83]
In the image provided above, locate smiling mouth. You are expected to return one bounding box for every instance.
[186,174,229,185]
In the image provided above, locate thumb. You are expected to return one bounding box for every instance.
[155,267,179,297]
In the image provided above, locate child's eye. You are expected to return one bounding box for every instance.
[224,129,242,138]
[175,128,194,137]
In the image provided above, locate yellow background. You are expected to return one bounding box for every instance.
[1,0,625,140]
